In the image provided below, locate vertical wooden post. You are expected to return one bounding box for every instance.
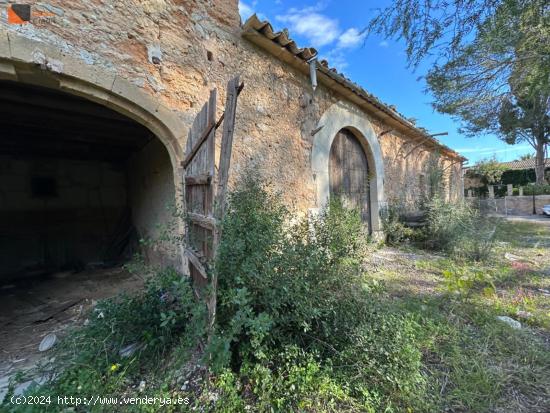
[182,75,243,347]
[208,76,241,335]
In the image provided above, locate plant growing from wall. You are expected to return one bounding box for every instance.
[425,153,446,201]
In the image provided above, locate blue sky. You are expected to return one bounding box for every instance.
[238,0,534,165]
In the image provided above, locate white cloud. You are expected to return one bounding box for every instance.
[337,28,365,49]
[378,40,389,47]
[239,1,254,21]
[276,7,340,48]
[274,4,365,70]
[321,50,349,72]
[456,147,501,153]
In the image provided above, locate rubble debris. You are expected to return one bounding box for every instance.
[504,252,523,262]
[38,333,57,352]
[119,342,144,358]
[496,316,521,329]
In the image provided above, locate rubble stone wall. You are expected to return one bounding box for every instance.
[0,0,463,238]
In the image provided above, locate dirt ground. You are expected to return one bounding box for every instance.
[0,266,144,399]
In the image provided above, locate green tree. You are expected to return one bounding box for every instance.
[518,153,535,160]
[467,157,507,184]
[369,0,550,183]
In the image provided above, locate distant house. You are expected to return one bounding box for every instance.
[464,158,550,195]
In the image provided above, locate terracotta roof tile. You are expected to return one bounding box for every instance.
[498,158,550,170]
[241,14,466,161]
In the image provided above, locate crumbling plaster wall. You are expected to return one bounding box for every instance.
[0,0,461,220]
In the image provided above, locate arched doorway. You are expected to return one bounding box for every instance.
[0,78,179,374]
[311,102,385,236]
[329,128,371,230]
[0,79,177,274]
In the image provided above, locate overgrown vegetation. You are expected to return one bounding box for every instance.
[3,178,549,412]
[207,177,431,411]
[466,157,507,185]
[383,195,500,262]
[2,269,207,412]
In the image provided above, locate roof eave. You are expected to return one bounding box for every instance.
[241,16,466,162]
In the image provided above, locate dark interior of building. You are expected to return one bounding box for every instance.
[0,80,176,373]
[0,80,163,281]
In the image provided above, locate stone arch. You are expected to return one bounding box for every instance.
[0,31,185,170]
[311,101,385,233]
[0,31,188,269]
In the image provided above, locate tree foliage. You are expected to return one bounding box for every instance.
[518,153,535,160]
[467,157,507,184]
[369,0,550,183]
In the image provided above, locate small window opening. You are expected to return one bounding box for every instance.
[31,176,58,198]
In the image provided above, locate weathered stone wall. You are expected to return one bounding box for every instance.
[475,195,550,216]
[0,0,463,227]
[127,138,177,267]
[379,129,463,207]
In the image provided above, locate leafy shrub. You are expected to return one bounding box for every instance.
[442,264,496,297]
[380,202,415,245]
[466,157,507,185]
[212,177,367,367]
[421,197,499,261]
[523,183,550,195]
[210,347,365,412]
[207,176,432,411]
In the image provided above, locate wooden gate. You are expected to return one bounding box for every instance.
[182,76,242,321]
[329,128,371,230]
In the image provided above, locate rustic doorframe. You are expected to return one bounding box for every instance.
[311,101,385,235]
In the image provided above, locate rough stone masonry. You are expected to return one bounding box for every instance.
[0,0,465,265]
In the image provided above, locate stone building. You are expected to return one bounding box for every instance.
[0,0,465,277]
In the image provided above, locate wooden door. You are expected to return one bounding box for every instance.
[329,129,371,229]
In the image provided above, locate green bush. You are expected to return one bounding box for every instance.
[212,177,368,367]
[380,202,415,245]
[442,264,496,297]
[420,197,500,261]
[210,347,365,412]
[523,183,550,195]
[207,176,432,411]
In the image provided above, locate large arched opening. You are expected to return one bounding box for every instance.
[0,78,178,371]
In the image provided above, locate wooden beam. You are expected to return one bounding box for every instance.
[0,94,136,125]
[185,248,208,279]
[185,174,212,185]
[0,87,134,123]
[214,76,241,224]
[0,108,150,138]
[0,127,147,148]
[188,212,216,230]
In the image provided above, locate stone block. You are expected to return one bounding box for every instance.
[110,75,160,115]
[0,30,11,58]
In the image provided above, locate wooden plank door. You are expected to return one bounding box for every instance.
[183,89,217,289]
[182,76,242,298]
[329,129,371,230]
